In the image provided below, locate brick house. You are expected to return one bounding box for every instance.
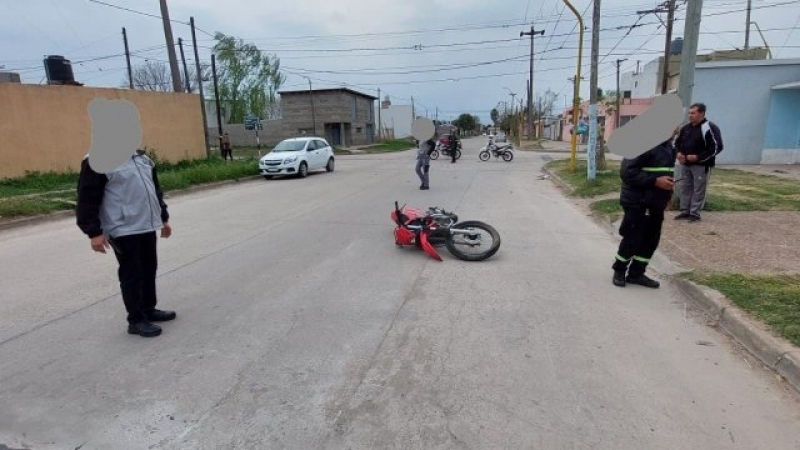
[278,88,377,147]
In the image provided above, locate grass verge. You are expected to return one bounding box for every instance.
[590,198,623,223]
[0,156,258,219]
[686,272,800,347]
[360,139,416,153]
[544,159,622,197]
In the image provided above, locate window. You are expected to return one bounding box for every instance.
[356,127,362,133]
[315,139,328,149]
[306,140,317,150]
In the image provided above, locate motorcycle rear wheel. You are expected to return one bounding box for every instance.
[502,151,514,162]
[445,221,501,261]
[430,150,439,160]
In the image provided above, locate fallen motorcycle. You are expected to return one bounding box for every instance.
[479,142,514,162]
[391,201,501,261]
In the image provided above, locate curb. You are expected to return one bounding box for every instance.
[542,165,800,394]
[0,175,263,233]
[672,278,800,393]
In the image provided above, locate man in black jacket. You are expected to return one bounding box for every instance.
[612,138,677,288]
[675,103,723,222]
[76,150,176,337]
[449,131,460,163]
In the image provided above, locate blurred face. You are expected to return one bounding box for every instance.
[688,106,705,124]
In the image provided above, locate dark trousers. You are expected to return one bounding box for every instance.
[222,147,232,160]
[450,147,457,162]
[110,231,159,323]
[612,206,664,277]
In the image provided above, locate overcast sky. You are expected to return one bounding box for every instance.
[2,0,799,123]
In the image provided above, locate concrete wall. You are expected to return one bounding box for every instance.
[210,120,286,148]
[379,105,413,138]
[762,88,800,164]
[0,83,206,179]
[694,59,800,164]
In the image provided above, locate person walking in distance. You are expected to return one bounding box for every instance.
[674,103,723,222]
[220,132,233,161]
[416,136,436,190]
[612,137,677,288]
[449,131,460,163]
[76,149,176,337]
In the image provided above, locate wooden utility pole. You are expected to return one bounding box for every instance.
[211,54,223,149]
[520,26,544,140]
[178,37,191,93]
[308,78,316,135]
[122,27,133,89]
[159,0,183,92]
[588,0,601,179]
[377,88,382,141]
[745,0,752,54]
[190,16,210,158]
[638,0,677,95]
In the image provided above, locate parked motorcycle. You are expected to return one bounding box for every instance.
[430,143,462,161]
[479,141,514,162]
[391,201,501,261]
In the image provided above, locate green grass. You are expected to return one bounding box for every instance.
[547,160,800,211]
[0,156,259,219]
[590,198,623,223]
[544,159,622,197]
[360,139,416,153]
[686,272,800,347]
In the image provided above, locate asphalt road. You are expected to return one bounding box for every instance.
[2,139,800,449]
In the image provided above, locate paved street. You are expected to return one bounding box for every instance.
[2,138,800,450]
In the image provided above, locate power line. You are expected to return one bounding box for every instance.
[86,0,215,37]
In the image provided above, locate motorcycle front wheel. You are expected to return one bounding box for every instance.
[429,150,439,160]
[479,151,490,161]
[502,151,514,162]
[455,149,462,160]
[445,221,501,261]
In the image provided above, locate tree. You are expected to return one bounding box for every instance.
[490,108,500,126]
[453,113,478,132]
[124,60,209,93]
[212,32,286,123]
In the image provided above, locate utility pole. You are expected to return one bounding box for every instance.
[377,88,382,141]
[615,59,627,131]
[520,25,544,140]
[190,16,210,158]
[638,1,677,95]
[745,0,752,56]
[563,0,584,173]
[308,78,316,135]
[178,37,191,93]
[159,0,183,92]
[411,96,415,119]
[588,0,601,180]
[122,27,133,89]
[211,53,223,151]
[678,0,703,112]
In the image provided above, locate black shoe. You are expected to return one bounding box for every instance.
[626,274,660,288]
[420,186,429,190]
[688,214,701,222]
[613,271,627,287]
[147,309,176,322]
[128,321,162,337]
[674,212,691,220]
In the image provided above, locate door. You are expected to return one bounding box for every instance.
[316,139,333,165]
[306,140,322,169]
[328,124,342,146]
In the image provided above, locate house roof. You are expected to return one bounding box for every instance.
[771,80,800,90]
[278,87,378,100]
[696,58,800,70]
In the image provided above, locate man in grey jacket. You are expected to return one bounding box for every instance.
[76,150,175,337]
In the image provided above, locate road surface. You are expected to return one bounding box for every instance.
[1,139,799,449]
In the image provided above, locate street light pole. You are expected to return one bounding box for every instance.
[563,0,584,173]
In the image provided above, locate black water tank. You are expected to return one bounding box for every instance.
[670,38,683,55]
[44,55,76,84]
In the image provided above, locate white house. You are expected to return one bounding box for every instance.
[377,96,413,139]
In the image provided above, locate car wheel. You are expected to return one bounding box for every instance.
[326,157,335,172]
[298,162,308,178]
[263,175,274,180]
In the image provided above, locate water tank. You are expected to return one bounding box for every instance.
[44,55,76,85]
[670,38,683,55]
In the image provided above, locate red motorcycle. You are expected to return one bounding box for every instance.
[391,201,501,261]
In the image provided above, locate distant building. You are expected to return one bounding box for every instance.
[279,87,377,146]
[377,96,413,139]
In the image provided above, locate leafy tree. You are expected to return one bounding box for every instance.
[490,108,500,126]
[212,32,285,123]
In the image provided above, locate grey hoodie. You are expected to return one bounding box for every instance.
[76,152,169,239]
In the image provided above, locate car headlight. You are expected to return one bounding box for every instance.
[284,156,298,163]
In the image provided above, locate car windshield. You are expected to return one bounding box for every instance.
[272,140,307,152]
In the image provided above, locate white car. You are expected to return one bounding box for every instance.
[259,137,335,179]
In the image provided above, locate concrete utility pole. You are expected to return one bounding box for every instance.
[615,59,627,131]
[178,37,191,93]
[377,88,382,141]
[122,27,133,89]
[745,0,752,52]
[678,0,704,112]
[588,0,601,180]
[159,0,183,92]
[211,53,223,149]
[190,16,210,158]
[563,0,584,172]
[520,26,544,140]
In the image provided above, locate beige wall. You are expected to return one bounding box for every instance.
[0,84,206,179]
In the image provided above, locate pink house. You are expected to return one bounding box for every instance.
[560,97,655,144]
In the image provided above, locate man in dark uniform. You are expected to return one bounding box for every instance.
[449,131,460,163]
[612,137,677,288]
